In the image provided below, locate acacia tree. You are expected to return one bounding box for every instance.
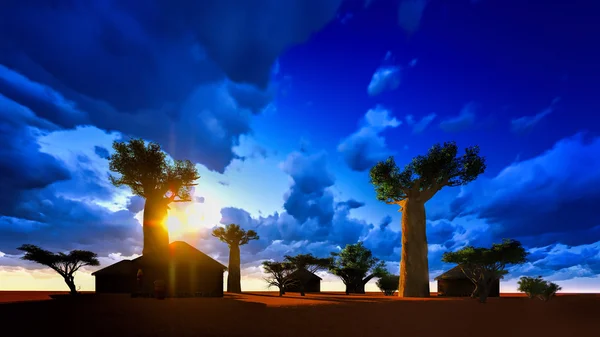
[329,242,387,294]
[284,253,331,296]
[261,261,298,296]
[108,139,199,257]
[370,142,485,297]
[212,224,259,293]
[17,244,100,295]
[442,239,528,303]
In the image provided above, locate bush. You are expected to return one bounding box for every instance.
[517,276,561,301]
[376,274,399,296]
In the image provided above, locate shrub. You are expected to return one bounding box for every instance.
[376,274,399,296]
[517,276,561,301]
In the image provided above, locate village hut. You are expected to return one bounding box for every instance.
[285,269,322,293]
[92,241,226,297]
[435,266,500,297]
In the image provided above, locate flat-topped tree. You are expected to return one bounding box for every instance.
[262,261,298,296]
[108,139,199,257]
[369,142,486,297]
[284,253,331,296]
[329,242,388,294]
[212,224,259,293]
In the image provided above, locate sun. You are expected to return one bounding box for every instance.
[165,203,209,238]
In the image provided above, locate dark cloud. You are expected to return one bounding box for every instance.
[0,0,342,173]
[338,106,400,172]
[126,196,145,214]
[452,134,600,246]
[94,146,110,159]
[427,220,466,246]
[439,102,477,133]
[379,215,393,230]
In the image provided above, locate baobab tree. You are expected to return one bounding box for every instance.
[329,242,387,294]
[17,244,100,295]
[370,141,486,297]
[212,224,259,293]
[108,138,199,258]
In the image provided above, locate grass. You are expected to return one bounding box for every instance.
[1,291,598,336]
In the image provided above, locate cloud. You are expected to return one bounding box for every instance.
[405,113,437,134]
[0,0,343,173]
[94,146,110,159]
[368,66,401,96]
[439,102,477,132]
[397,0,429,35]
[449,133,600,247]
[511,97,561,133]
[338,106,401,171]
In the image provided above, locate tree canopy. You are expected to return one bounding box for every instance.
[284,253,331,274]
[17,244,100,295]
[108,138,200,202]
[442,239,528,302]
[329,242,387,294]
[261,261,298,296]
[212,224,260,247]
[369,141,486,204]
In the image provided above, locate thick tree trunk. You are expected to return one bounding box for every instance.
[279,287,284,296]
[65,276,78,295]
[227,244,241,293]
[142,198,170,257]
[398,198,430,297]
[345,283,350,295]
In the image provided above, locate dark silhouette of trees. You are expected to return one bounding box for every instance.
[284,253,331,296]
[376,274,399,296]
[329,242,387,294]
[370,141,486,297]
[442,239,528,303]
[517,276,561,301]
[212,224,259,293]
[108,138,199,257]
[261,261,297,296]
[17,244,99,295]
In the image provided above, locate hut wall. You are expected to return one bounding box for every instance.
[437,279,501,297]
[95,275,136,293]
[167,263,224,297]
[286,277,321,293]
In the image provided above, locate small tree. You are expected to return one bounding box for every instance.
[17,244,100,295]
[261,261,298,296]
[212,224,259,293]
[329,242,387,294]
[442,239,528,303]
[370,142,486,297]
[377,274,400,296]
[517,276,561,301]
[109,139,199,257]
[284,253,331,296]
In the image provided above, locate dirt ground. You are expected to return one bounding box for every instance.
[0,291,598,337]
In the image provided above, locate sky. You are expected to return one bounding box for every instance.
[1,0,599,293]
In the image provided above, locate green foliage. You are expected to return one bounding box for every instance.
[376,274,399,296]
[261,261,298,294]
[369,142,486,203]
[284,253,331,274]
[17,244,100,295]
[108,138,200,202]
[329,242,387,293]
[212,224,260,247]
[517,276,562,301]
[442,239,528,302]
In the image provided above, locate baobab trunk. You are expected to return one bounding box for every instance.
[398,198,430,297]
[227,244,241,293]
[142,198,170,257]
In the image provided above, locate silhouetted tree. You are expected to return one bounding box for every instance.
[376,274,399,296]
[108,138,199,257]
[517,276,561,301]
[329,242,387,294]
[17,244,100,295]
[212,224,259,293]
[284,253,331,296]
[261,261,298,296]
[370,142,486,297]
[442,239,528,303]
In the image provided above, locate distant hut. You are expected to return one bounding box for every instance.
[435,266,500,297]
[285,269,322,293]
[92,241,226,297]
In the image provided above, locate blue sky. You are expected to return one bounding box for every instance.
[1,0,599,293]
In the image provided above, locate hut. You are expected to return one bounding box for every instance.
[92,241,226,297]
[285,269,322,293]
[435,266,500,297]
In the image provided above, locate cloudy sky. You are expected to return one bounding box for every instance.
[1,0,599,293]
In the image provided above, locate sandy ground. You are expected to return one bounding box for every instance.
[0,291,598,337]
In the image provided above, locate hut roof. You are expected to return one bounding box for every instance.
[434,266,470,280]
[92,241,226,276]
[289,268,322,281]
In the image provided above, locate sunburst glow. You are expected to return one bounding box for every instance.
[164,201,222,239]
